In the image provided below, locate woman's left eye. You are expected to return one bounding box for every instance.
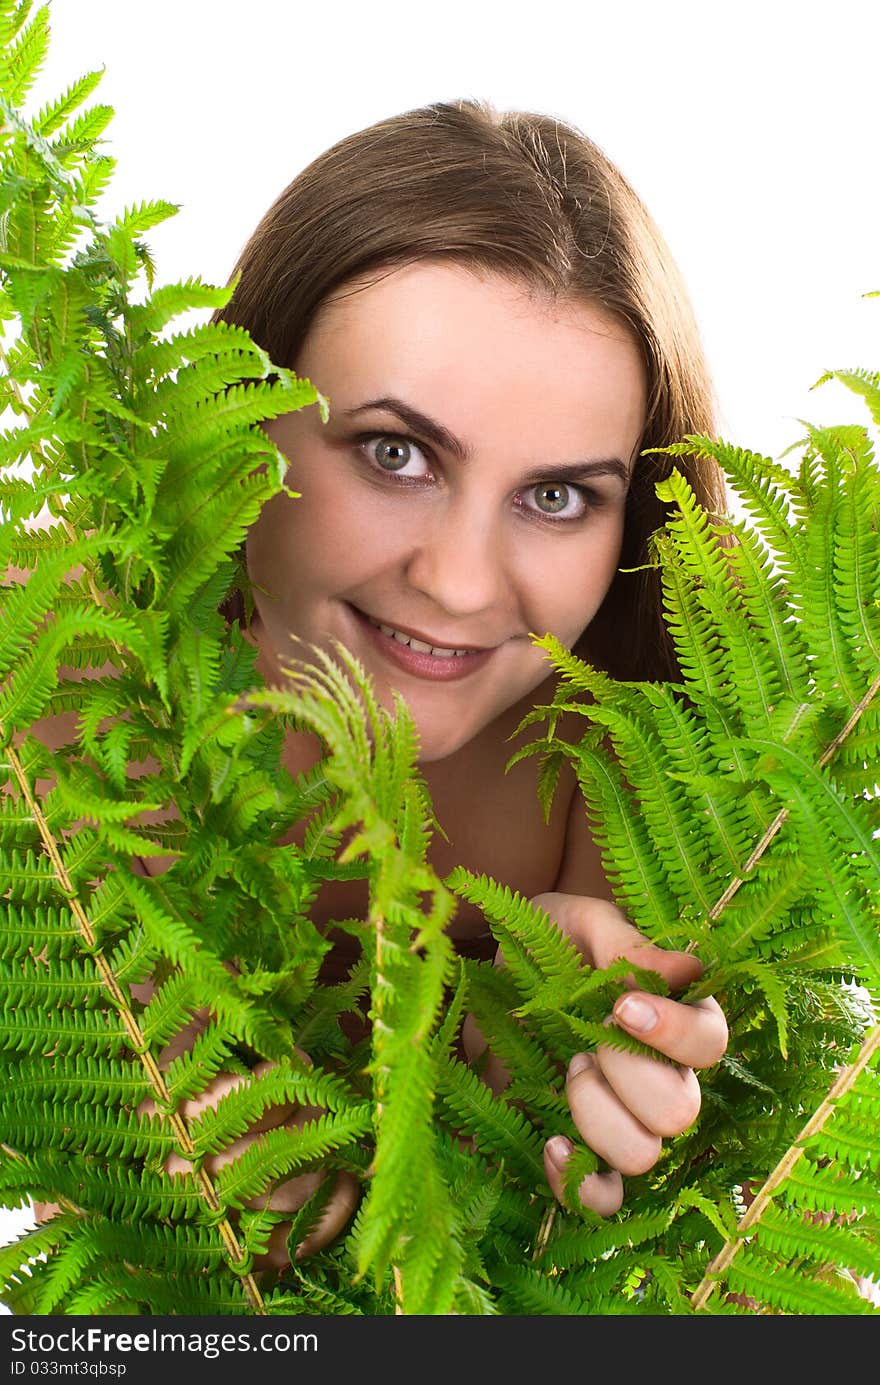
[518,481,589,521]
[362,434,432,479]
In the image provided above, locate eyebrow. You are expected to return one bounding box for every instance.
[342,395,631,486]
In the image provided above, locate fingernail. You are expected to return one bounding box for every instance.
[614,993,658,1034]
[567,1051,593,1081]
[545,1135,574,1171]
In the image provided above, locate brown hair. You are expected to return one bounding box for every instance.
[217,98,724,681]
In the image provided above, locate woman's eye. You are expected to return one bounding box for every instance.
[520,481,588,520]
[364,435,431,478]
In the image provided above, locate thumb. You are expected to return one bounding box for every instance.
[613,939,704,997]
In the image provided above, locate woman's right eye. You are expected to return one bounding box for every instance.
[361,434,432,480]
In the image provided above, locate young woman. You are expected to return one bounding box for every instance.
[184,97,728,1267]
[37,99,730,1272]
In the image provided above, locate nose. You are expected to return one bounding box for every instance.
[405,503,508,619]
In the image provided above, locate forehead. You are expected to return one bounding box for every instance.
[296,260,647,455]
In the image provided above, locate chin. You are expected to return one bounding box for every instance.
[365,678,480,765]
[409,720,477,765]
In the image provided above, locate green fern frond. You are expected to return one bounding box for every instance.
[539,1208,676,1271]
[663,436,802,583]
[49,101,114,163]
[756,1203,880,1286]
[395,1160,464,1315]
[0,1099,176,1161]
[726,1249,875,1315]
[659,541,738,706]
[0,1006,128,1057]
[706,858,809,963]
[821,366,880,427]
[434,1053,547,1183]
[188,1059,362,1155]
[213,1106,371,1209]
[33,66,103,138]
[0,2,48,105]
[446,869,584,991]
[564,740,681,938]
[460,957,560,1086]
[492,1262,619,1315]
[743,741,880,979]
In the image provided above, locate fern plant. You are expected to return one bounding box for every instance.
[504,411,880,1313]
[0,1,878,1316]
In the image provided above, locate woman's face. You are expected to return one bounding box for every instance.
[248,261,647,762]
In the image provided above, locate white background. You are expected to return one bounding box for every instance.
[2,0,880,1267]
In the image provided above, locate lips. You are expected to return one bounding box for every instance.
[366,615,476,659]
[347,604,496,682]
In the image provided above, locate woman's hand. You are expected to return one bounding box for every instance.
[463,891,728,1217]
[137,1015,360,1271]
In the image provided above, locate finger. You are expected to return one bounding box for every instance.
[139,1055,310,1129]
[565,1052,661,1176]
[137,1068,251,1123]
[155,1007,212,1068]
[165,1099,324,1179]
[611,992,728,1069]
[531,893,705,994]
[234,1049,314,1132]
[241,1099,330,1209]
[253,1171,361,1270]
[543,1136,624,1216]
[238,1059,307,1135]
[294,1171,361,1260]
[593,1042,701,1138]
[141,1069,300,1133]
[249,1169,324,1217]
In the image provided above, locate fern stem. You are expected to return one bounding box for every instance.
[533,1204,556,1260]
[1,731,267,1314]
[701,671,880,927]
[689,1021,880,1311]
[814,673,880,771]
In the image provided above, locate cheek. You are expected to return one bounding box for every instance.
[247,468,410,598]
[247,492,314,595]
[522,524,624,644]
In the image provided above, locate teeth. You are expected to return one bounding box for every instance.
[372,617,471,658]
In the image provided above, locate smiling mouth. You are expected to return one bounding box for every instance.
[346,604,495,681]
[365,615,477,659]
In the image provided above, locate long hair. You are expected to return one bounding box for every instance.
[217,99,724,681]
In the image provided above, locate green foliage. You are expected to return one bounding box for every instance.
[0,1,878,1316]
[520,421,880,1313]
